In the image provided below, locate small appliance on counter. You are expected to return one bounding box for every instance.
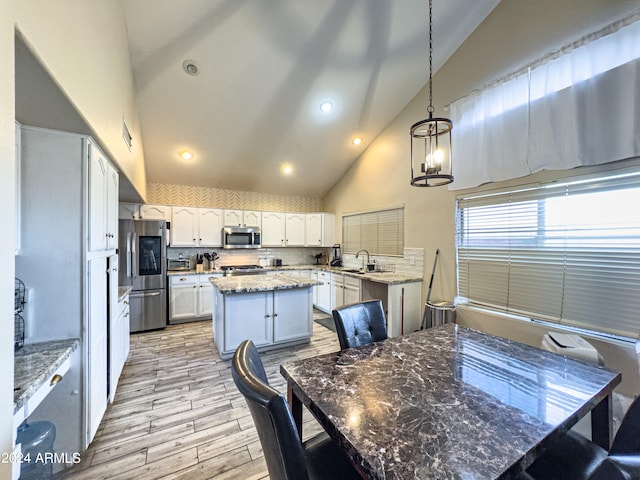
[167,258,191,271]
[312,252,324,265]
[330,244,342,267]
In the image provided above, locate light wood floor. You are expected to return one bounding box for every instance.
[57,312,339,480]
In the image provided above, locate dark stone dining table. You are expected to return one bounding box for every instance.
[281,323,621,479]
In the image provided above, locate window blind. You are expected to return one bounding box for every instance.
[456,168,640,338]
[342,207,404,256]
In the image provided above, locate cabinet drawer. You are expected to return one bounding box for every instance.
[169,275,198,286]
[330,273,344,282]
[344,276,361,288]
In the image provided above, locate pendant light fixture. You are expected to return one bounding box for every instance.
[410,0,453,187]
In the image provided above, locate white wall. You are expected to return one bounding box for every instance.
[323,0,640,394]
[13,0,147,199]
[0,0,16,475]
[1,0,145,471]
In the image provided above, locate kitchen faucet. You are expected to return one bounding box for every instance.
[355,249,370,271]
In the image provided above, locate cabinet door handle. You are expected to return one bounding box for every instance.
[50,374,63,386]
[273,313,278,317]
[265,314,271,318]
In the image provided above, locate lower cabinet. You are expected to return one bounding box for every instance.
[214,287,313,359]
[109,291,130,403]
[331,273,361,310]
[87,257,108,444]
[169,274,218,324]
[360,279,423,337]
[314,270,332,313]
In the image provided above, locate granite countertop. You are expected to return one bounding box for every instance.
[14,338,80,414]
[210,273,321,294]
[167,269,224,276]
[281,324,622,479]
[169,265,422,285]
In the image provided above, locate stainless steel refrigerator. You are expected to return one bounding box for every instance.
[118,219,167,332]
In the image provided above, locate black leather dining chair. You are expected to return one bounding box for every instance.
[521,394,640,480]
[332,299,388,350]
[231,340,361,480]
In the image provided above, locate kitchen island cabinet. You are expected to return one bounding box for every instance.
[211,274,320,359]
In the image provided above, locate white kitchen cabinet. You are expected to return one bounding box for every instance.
[119,203,171,221]
[285,213,306,246]
[314,270,332,313]
[243,210,262,228]
[88,141,118,252]
[106,164,119,250]
[171,207,197,246]
[139,204,171,221]
[16,126,117,452]
[223,209,243,226]
[171,206,223,247]
[223,209,262,227]
[87,256,108,443]
[272,288,313,343]
[306,213,335,247]
[330,272,361,311]
[198,208,223,246]
[360,279,422,337]
[344,275,361,305]
[261,211,286,246]
[215,287,312,357]
[169,274,217,323]
[109,282,129,404]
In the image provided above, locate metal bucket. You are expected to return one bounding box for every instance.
[422,301,456,329]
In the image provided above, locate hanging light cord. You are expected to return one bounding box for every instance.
[427,0,434,118]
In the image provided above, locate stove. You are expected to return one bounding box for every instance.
[220,265,266,276]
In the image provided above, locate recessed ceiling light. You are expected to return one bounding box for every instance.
[179,150,193,160]
[282,164,293,175]
[352,137,362,145]
[182,59,200,76]
[320,101,333,113]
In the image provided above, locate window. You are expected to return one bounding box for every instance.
[456,168,640,339]
[342,207,404,256]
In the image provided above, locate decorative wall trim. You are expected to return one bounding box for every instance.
[146,182,322,213]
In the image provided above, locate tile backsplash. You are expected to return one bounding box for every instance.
[169,246,424,276]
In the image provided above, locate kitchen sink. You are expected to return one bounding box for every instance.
[343,269,365,274]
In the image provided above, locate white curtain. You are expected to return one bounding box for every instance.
[450,16,640,190]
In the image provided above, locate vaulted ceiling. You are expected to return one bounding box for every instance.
[122,0,499,198]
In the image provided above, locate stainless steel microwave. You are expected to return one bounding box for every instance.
[223,226,261,249]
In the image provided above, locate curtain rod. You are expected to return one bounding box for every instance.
[446,9,640,109]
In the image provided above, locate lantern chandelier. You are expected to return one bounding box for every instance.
[410,0,453,187]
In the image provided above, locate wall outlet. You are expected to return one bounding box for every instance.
[409,257,415,265]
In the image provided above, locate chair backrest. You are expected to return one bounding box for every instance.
[332,299,388,350]
[609,394,640,455]
[231,340,309,480]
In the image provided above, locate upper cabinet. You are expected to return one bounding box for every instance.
[305,213,335,247]
[224,209,261,228]
[285,213,306,246]
[88,141,119,252]
[119,203,171,221]
[171,206,223,247]
[261,211,286,246]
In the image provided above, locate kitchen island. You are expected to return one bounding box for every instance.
[210,273,321,359]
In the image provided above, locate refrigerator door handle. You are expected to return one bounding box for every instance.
[129,291,161,298]
[126,231,132,278]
